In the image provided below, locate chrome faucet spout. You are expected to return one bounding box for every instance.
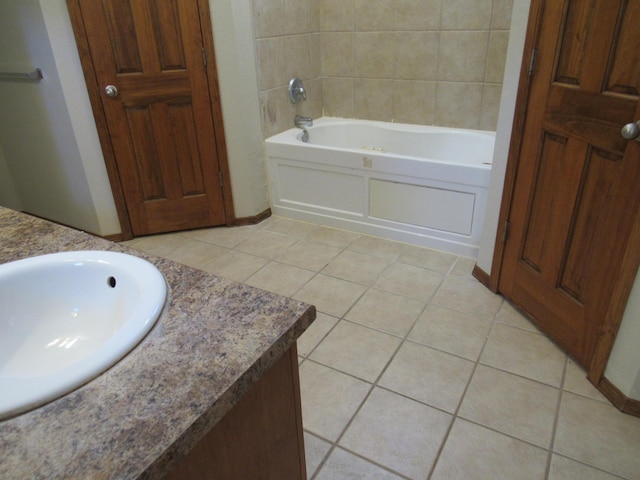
[294,115,313,128]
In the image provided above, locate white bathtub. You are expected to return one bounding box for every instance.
[265,117,494,258]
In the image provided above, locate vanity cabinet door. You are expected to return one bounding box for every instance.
[165,345,307,480]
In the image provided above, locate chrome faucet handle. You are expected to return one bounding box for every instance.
[288,78,307,103]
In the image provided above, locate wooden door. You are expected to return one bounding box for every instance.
[499,0,640,367]
[68,0,233,236]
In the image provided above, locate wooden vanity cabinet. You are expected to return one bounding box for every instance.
[165,344,307,479]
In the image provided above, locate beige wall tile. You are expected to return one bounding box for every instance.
[486,30,510,83]
[435,81,483,128]
[438,31,490,82]
[322,77,355,117]
[392,80,436,124]
[309,32,322,77]
[254,0,509,135]
[260,88,292,137]
[354,78,394,121]
[321,33,354,76]
[282,0,310,35]
[252,0,284,38]
[395,32,440,80]
[283,35,313,81]
[355,32,397,78]
[492,0,515,30]
[308,0,321,32]
[441,0,493,30]
[318,0,354,31]
[255,37,284,90]
[396,0,441,30]
[480,83,502,130]
[354,0,395,31]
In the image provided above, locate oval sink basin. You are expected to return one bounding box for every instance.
[0,251,167,419]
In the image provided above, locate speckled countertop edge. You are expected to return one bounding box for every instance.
[0,207,316,479]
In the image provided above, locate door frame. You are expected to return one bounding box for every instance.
[66,0,235,240]
[487,0,640,394]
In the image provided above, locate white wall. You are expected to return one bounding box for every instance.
[0,143,22,210]
[207,0,269,219]
[0,0,119,235]
[476,0,531,274]
[477,0,640,400]
[0,0,269,234]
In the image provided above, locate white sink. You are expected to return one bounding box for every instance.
[0,250,167,419]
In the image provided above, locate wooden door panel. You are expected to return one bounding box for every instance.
[544,87,636,152]
[499,0,640,367]
[75,0,228,235]
[606,1,640,96]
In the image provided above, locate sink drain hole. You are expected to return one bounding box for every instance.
[107,276,117,288]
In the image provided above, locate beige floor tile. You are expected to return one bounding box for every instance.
[293,274,367,317]
[347,235,407,260]
[322,250,391,285]
[263,216,317,238]
[449,256,477,278]
[431,275,502,319]
[339,387,452,479]
[190,225,255,248]
[374,263,444,302]
[554,392,640,479]
[235,230,298,259]
[305,225,361,248]
[397,245,457,273]
[299,361,371,441]
[563,359,610,404]
[315,447,404,480]
[277,240,342,271]
[495,301,541,333]
[310,321,401,382]
[459,365,559,448]
[379,341,474,413]
[244,261,314,297]
[549,455,622,480]
[480,323,566,387]
[297,312,340,358]
[163,239,229,269]
[345,288,425,337]
[125,231,189,257]
[408,304,493,361]
[304,432,332,480]
[200,250,268,282]
[431,419,548,480]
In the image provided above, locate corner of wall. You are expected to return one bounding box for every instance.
[475,0,532,273]
[208,0,270,219]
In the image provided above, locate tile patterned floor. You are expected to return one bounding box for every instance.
[124,216,640,480]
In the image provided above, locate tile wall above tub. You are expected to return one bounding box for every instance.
[252,0,513,136]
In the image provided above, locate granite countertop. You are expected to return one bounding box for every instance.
[0,207,316,479]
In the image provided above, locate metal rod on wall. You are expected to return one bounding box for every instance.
[0,68,43,81]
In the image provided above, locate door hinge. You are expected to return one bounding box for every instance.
[202,47,207,67]
[502,221,510,243]
[218,170,223,186]
[528,48,537,76]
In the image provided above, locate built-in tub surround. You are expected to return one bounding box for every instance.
[0,207,315,478]
[266,118,494,258]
